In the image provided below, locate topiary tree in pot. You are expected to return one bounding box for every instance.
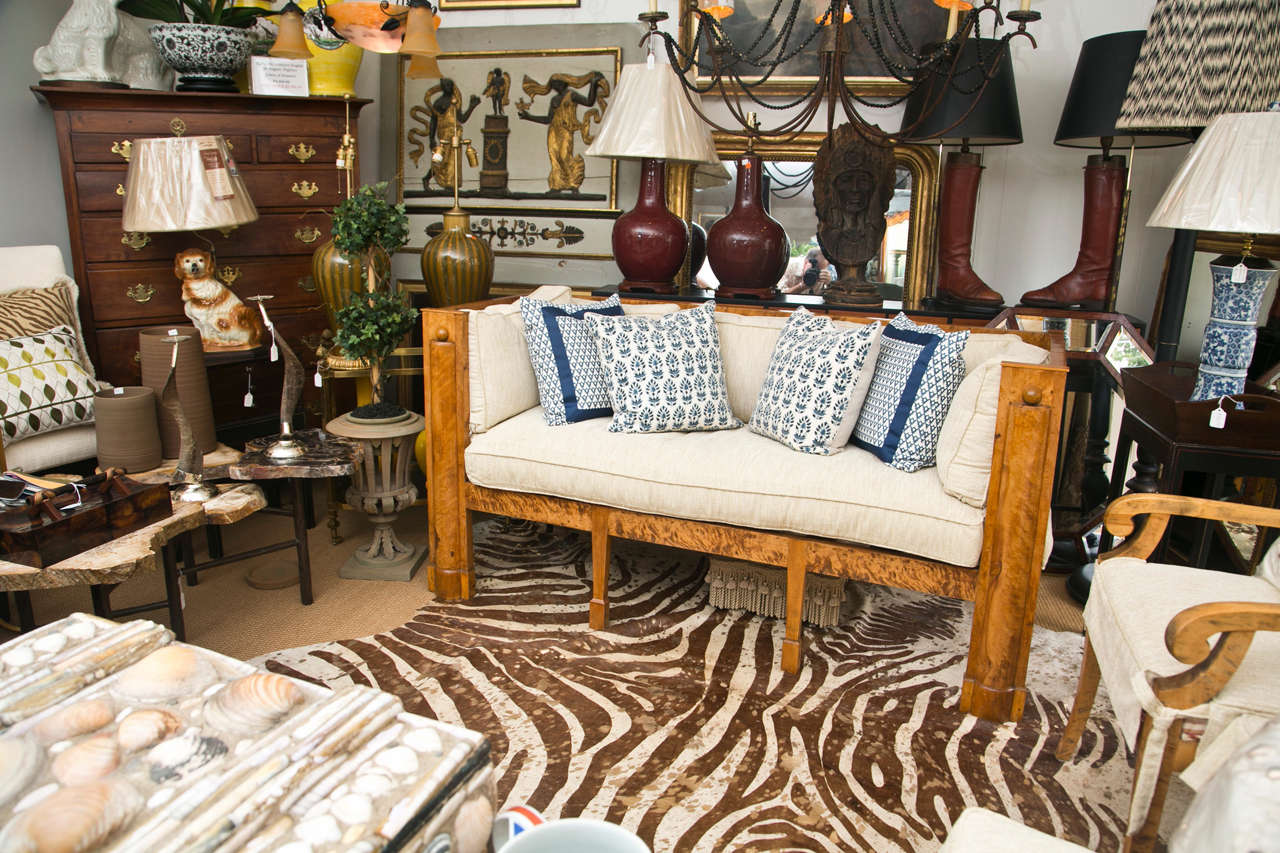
[331,182,417,419]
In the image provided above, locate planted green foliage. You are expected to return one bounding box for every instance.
[117,0,270,28]
[331,182,410,261]
[333,291,417,370]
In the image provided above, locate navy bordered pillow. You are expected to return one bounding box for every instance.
[520,294,624,425]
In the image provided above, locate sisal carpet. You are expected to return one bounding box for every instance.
[261,517,1138,852]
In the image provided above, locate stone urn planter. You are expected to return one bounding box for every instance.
[150,23,252,92]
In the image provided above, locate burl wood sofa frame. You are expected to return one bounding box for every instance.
[421,299,1068,723]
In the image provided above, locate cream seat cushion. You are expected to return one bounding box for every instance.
[940,808,1087,852]
[465,407,987,567]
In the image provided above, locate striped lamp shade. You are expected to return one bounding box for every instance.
[1117,0,1280,130]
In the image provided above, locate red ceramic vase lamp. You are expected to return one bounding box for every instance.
[707,151,788,299]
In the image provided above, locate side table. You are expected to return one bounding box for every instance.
[226,428,360,602]
[325,412,426,581]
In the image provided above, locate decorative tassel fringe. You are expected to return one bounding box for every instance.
[705,558,846,628]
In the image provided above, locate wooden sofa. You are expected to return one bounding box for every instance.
[421,297,1067,723]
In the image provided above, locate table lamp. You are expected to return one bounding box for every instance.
[121,135,262,351]
[1022,30,1191,311]
[583,60,720,294]
[899,38,1022,313]
[1146,107,1280,401]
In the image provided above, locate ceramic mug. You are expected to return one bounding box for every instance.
[493,810,650,853]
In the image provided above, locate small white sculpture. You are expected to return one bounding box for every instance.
[33,0,124,86]
[112,12,174,91]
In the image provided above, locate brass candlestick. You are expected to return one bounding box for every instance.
[247,295,306,460]
[161,335,218,503]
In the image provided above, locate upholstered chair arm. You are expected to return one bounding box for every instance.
[1101,494,1280,562]
[1150,601,1280,709]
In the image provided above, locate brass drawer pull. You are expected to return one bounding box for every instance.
[170,117,187,137]
[217,266,242,286]
[111,140,132,161]
[126,283,155,303]
[115,184,125,197]
[297,276,317,293]
[295,226,322,244]
[289,142,316,163]
[121,231,150,251]
[134,351,141,363]
[291,180,319,199]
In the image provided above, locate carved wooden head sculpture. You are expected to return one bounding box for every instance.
[813,125,896,294]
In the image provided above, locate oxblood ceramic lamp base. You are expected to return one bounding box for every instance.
[1191,257,1277,401]
[707,152,787,298]
[615,158,687,294]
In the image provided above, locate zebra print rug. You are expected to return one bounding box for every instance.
[261,518,1135,851]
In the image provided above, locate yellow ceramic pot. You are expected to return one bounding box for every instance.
[298,0,365,97]
[233,0,277,94]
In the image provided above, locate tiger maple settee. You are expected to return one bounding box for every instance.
[421,290,1067,723]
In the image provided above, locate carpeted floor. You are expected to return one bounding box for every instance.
[259,517,1141,852]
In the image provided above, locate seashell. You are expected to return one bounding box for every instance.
[33,633,68,656]
[404,726,443,755]
[1,646,34,669]
[294,814,341,845]
[332,793,373,826]
[202,673,304,736]
[147,787,176,809]
[0,737,42,809]
[0,779,141,853]
[374,745,418,776]
[112,646,217,703]
[13,783,58,814]
[63,621,96,641]
[51,734,120,786]
[352,771,394,797]
[275,843,313,853]
[34,699,114,744]
[116,709,181,753]
[147,729,228,783]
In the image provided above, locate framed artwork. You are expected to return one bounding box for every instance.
[439,1,579,8]
[398,47,621,261]
[678,0,952,96]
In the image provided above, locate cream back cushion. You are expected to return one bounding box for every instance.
[934,338,1050,507]
[466,289,681,433]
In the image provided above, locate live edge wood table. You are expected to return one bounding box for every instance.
[226,428,360,599]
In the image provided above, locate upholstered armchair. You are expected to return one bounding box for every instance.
[0,245,100,472]
[1055,493,1280,852]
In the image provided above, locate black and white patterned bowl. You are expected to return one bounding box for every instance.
[149,23,252,91]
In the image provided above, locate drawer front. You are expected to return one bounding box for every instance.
[81,212,332,263]
[75,170,129,212]
[240,168,343,209]
[88,257,320,325]
[255,135,340,165]
[71,132,253,165]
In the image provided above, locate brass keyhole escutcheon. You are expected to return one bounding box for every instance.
[126,283,155,303]
[291,180,319,199]
[297,276,317,293]
[170,117,187,137]
[295,226,322,244]
[111,140,132,161]
[289,142,317,163]
[115,184,125,197]
[134,351,141,364]
[217,266,242,286]
[121,231,150,251]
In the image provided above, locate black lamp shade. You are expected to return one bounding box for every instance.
[900,38,1022,146]
[1055,31,1193,149]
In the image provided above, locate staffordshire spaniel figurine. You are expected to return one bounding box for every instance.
[174,248,264,349]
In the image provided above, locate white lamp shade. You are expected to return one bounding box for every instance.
[1147,110,1280,233]
[123,136,258,232]
[584,63,720,163]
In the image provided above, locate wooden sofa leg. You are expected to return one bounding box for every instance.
[1055,634,1101,760]
[589,507,611,630]
[431,509,474,601]
[781,540,807,674]
[424,313,474,601]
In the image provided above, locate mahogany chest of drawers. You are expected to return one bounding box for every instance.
[33,86,369,436]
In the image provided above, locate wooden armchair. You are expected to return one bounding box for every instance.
[1055,493,1280,852]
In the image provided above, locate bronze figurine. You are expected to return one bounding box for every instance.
[516,71,610,193]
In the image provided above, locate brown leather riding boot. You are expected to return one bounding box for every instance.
[1021,156,1127,310]
[935,151,1004,310]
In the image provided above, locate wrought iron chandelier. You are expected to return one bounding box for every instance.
[645,0,1043,144]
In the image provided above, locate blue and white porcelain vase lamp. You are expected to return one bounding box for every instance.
[1147,106,1280,401]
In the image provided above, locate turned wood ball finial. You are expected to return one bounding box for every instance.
[1023,388,1042,405]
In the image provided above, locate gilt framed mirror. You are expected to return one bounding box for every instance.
[667,132,938,308]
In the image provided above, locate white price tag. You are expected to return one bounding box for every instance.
[314,370,323,388]
[113,387,124,395]
[168,328,179,336]
[243,391,254,408]
[1210,408,1226,429]
[1232,262,1248,283]
[269,343,279,362]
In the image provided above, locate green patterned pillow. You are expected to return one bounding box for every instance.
[0,326,99,443]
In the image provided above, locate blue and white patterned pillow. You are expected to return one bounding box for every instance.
[521,293,623,425]
[749,309,882,455]
[853,313,969,471]
[586,301,740,434]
